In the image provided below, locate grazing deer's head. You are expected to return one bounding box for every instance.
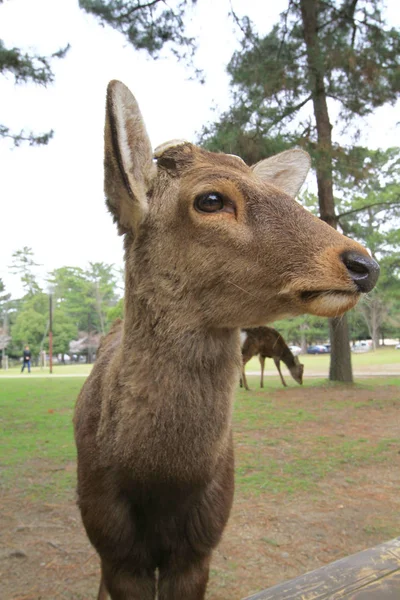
[291,356,304,385]
[105,81,379,329]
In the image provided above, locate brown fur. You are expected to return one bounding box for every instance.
[241,327,304,390]
[74,81,378,600]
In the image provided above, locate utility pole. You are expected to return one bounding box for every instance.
[1,309,7,369]
[87,312,91,364]
[49,292,53,374]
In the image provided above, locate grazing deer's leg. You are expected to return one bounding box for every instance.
[158,556,211,600]
[274,357,287,387]
[241,361,250,391]
[101,560,156,600]
[241,351,254,391]
[259,355,265,388]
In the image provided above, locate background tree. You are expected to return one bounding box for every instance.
[201,0,400,381]
[301,146,400,348]
[9,261,122,362]
[0,278,11,318]
[333,147,400,347]
[9,292,48,358]
[9,246,42,295]
[0,278,11,366]
[49,263,120,336]
[273,314,330,350]
[85,262,120,335]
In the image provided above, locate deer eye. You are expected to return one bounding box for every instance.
[194,192,234,214]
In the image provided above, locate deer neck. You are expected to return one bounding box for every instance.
[121,293,241,393]
[107,263,241,480]
[120,244,241,377]
[279,347,296,371]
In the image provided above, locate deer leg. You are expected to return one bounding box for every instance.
[241,364,250,391]
[259,355,265,388]
[158,555,211,600]
[241,355,251,391]
[101,560,156,600]
[274,357,287,387]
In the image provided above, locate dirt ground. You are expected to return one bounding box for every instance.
[1,385,399,600]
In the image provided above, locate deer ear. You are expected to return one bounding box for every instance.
[252,149,311,197]
[104,80,156,235]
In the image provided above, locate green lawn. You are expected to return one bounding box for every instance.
[245,345,400,373]
[1,376,399,501]
[0,363,92,376]
[0,378,81,499]
[1,346,398,377]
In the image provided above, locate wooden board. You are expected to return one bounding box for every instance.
[243,537,400,599]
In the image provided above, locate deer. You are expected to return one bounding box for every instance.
[240,327,304,390]
[73,80,380,600]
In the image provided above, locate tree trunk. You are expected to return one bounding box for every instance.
[300,321,308,353]
[329,317,353,382]
[300,0,353,382]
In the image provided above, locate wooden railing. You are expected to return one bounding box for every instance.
[243,537,400,599]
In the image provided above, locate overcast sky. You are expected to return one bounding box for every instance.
[1,0,399,298]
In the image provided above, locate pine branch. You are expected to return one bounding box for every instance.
[0,125,54,147]
[118,0,163,20]
[269,94,313,129]
[0,41,69,85]
[337,199,400,220]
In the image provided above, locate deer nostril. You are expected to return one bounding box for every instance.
[341,251,380,293]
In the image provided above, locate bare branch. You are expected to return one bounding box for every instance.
[337,199,400,220]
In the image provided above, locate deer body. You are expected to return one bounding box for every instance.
[74,81,379,600]
[241,327,304,390]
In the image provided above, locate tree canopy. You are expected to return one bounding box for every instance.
[79,0,197,59]
[200,0,400,382]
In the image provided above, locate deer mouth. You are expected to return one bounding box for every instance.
[300,290,358,302]
[299,289,360,317]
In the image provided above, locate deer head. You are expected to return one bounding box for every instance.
[290,356,304,385]
[104,81,379,330]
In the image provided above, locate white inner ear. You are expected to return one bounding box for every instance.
[115,100,136,183]
[112,82,156,219]
[252,149,311,197]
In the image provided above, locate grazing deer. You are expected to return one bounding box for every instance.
[73,80,380,600]
[240,327,304,390]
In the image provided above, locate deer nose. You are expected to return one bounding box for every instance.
[341,251,380,293]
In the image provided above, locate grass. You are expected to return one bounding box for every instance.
[0,378,82,500]
[1,375,399,502]
[245,345,400,374]
[233,378,400,494]
[0,363,92,376]
[1,346,398,378]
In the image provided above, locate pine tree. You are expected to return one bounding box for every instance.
[9,247,42,295]
[201,0,400,381]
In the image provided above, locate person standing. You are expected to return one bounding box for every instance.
[21,345,31,373]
